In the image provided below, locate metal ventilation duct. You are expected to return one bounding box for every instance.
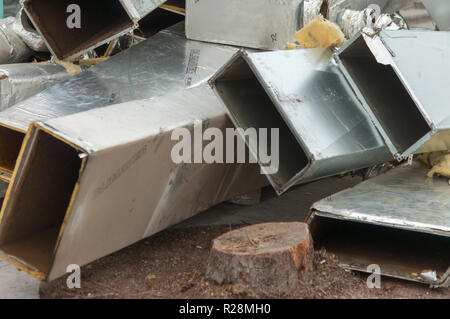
[186,0,304,50]
[335,30,450,160]
[308,163,450,288]
[209,48,392,194]
[22,0,168,60]
[0,23,238,180]
[0,86,266,281]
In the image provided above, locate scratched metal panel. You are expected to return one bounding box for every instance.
[0,23,238,132]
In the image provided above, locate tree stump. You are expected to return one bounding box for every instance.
[205,222,313,296]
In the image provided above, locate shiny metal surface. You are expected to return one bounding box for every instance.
[0,62,71,111]
[0,23,239,132]
[309,162,450,287]
[422,0,450,31]
[336,29,450,160]
[312,163,450,235]
[186,0,304,50]
[210,48,392,194]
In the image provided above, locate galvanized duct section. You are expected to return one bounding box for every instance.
[0,127,83,279]
[210,49,392,194]
[337,36,430,155]
[186,0,304,50]
[210,53,309,191]
[24,0,134,60]
[0,23,238,182]
[22,0,145,60]
[0,86,266,281]
[335,30,450,159]
[308,163,450,287]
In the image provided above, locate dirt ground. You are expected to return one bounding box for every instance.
[40,225,449,299]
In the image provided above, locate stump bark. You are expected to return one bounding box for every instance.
[206,222,313,296]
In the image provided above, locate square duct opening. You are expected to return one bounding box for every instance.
[213,56,309,190]
[310,215,450,284]
[0,128,83,278]
[24,0,134,60]
[339,37,431,155]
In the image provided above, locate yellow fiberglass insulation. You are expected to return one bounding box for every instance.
[418,151,450,179]
[294,15,346,49]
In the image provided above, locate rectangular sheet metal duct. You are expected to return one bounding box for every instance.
[335,29,450,160]
[308,163,450,288]
[209,48,392,194]
[0,23,238,180]
[185,0,304,50]
[23,0,168,60]
[0,85,267,281]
